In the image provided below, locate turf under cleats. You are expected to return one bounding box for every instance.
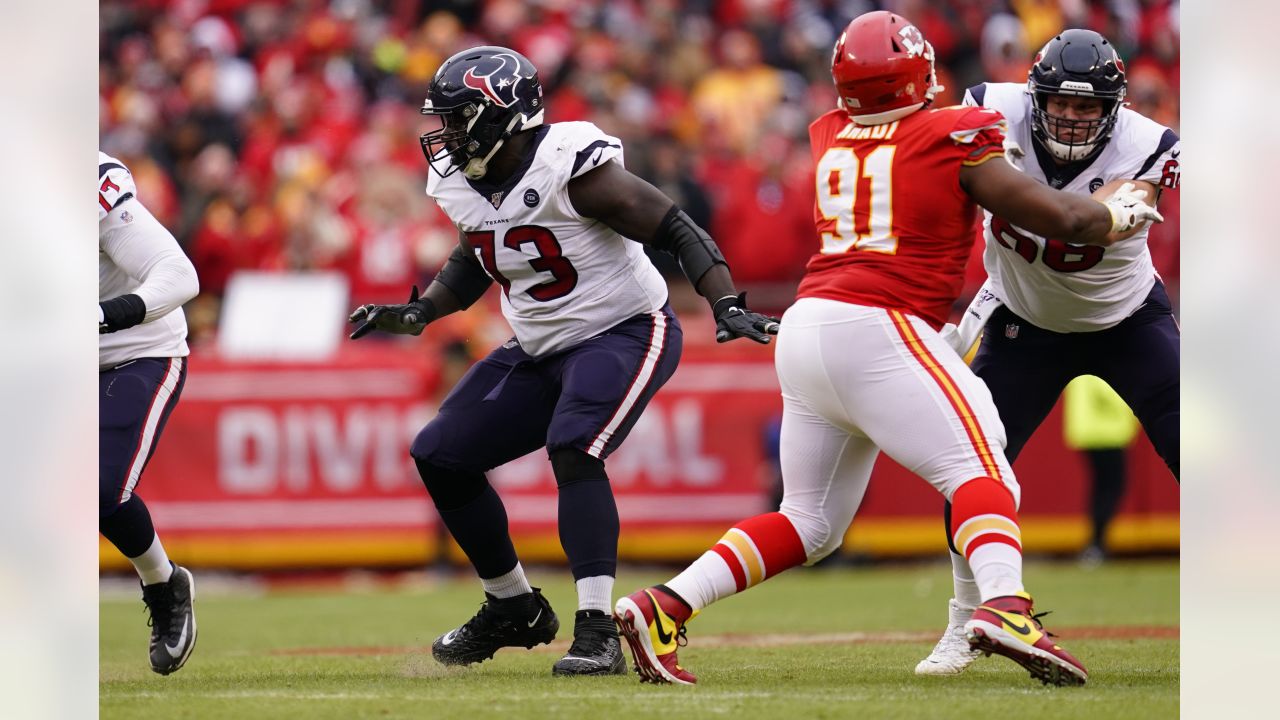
[552,609,627,676]
[914,598,980,676]
[432,588,559,666]
[613,585,697,685]
[141,564,198,676]
[964,591,1088,686]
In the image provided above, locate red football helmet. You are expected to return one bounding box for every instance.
[831,11,943,124]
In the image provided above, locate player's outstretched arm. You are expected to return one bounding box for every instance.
[959,156,1161,246]
[567,160,778,344]
[348,241,490,339]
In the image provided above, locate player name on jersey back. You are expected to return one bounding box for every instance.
[796,105,1007,329]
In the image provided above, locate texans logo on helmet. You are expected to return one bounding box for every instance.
[462,53,523,108]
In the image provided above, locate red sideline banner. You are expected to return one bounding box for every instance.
[100,345,1177,570]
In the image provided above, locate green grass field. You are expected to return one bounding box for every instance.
[100,560,1178,719]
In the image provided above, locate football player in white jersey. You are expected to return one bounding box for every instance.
[99,151,200,675]
[347,46,779,676]
[916,29,1180,676]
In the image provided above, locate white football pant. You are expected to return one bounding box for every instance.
[775,298,1020,563]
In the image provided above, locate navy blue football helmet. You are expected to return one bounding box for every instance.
[1027,29,1127,162]
[420,46,545,179]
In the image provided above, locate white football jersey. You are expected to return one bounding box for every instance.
[963,83,1180,332]
[99,152,193,369]
[427,122,668,357]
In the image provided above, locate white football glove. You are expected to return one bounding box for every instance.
[1100,182,1164,234]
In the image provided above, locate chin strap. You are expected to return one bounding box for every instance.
[463,113,531,179]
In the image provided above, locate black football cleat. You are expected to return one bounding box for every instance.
[432,587,559,666]
[552,610,627,676]
[141,564,198,675]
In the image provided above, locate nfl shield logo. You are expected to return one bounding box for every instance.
[489,192,504,209]
[1004,323,1020,339]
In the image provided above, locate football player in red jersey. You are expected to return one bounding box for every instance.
[613,11,1162,688]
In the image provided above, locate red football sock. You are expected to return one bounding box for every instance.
[950,477,1024,600]
[710,511,808,593]
[665,511,808,610]
[950,476,1022,558]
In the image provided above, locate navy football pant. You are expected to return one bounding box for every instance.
[412,307,682,580]
[971,279,1179,477]
[944,280,1179,555]
[99,357,186,556]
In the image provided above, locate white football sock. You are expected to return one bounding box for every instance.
[950,550,981,608]
[575,575,614,613]
[130,533,174,586]
[665,550,740,611]
[968,543,1024,601]
[481,562,533,599]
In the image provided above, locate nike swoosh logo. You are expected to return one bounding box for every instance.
[998,613,1034,636]
[645,592,674,645]
[165,615,190,657]
[592,147,604,165]
[440,630,458,646]
[527,609,543,628]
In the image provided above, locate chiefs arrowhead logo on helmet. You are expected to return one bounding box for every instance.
[830,11,943,125]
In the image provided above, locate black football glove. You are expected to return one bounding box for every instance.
[713,292,780,344]
[348,285,434,339]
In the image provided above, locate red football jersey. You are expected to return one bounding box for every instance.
[796,105,1007,328]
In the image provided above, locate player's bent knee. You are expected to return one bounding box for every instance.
[100,495,125,520]
[942,473,1021,510]
[779,508,841,565]
[409,421,445,464]
[414,459,488,511]
[804,535,843,565]
[549,447,607,488]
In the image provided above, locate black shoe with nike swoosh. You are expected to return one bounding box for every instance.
[141,563,198,675]
[552,610,626,676]
[431,588,559,666]
[964,591,1088,686]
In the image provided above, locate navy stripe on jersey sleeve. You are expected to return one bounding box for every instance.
[112,191,135,209]
[99,161,126,178]
[1133,128,1179,179]
[571,141,622,176]
[966,83,987,106]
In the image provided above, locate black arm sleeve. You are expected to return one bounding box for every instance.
[99,293,147,333]
[650,205,728,287]
[434,244,493,309]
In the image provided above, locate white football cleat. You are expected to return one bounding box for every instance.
[914,598,980,676]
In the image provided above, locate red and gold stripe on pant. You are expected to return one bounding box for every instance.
[887,310,1003,482]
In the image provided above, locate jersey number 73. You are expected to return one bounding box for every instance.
[468,226,579,302]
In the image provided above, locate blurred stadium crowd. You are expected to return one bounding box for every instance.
[100,0,1180,352]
